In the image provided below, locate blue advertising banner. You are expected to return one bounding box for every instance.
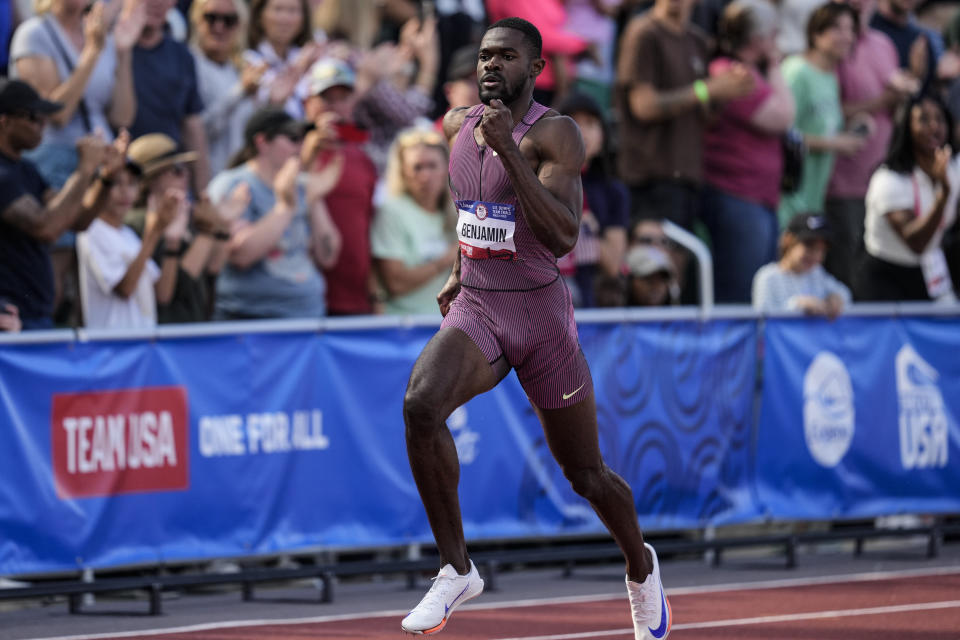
[0,318,759,576]
[756,316,960,519]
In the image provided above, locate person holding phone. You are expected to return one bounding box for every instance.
[302,57,378,315]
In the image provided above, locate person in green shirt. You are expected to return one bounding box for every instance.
[779,1,866,228]
[371,128,458,315]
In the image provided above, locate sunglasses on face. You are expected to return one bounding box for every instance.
[203,12,240,28]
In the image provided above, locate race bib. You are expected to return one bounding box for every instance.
[455,200,517,260]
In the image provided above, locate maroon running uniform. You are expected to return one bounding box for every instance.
[442,101,591,409]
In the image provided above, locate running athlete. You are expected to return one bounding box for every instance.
[400,18,671,639]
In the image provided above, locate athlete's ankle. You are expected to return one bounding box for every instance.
[627,546,654,582]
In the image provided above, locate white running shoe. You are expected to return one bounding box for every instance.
[626,543,672,639]
[401,559,484,634]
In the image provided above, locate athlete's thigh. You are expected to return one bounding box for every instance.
[407,326,510,420]
[535,386,604,471]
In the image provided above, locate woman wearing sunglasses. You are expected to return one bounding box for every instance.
[190,0,266,176]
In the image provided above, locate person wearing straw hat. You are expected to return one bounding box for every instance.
[123,132,247,323]
[76,137,184,329]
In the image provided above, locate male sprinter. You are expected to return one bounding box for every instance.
[400,17,671,639]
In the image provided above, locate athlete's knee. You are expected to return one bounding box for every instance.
[403,385,445,433]
[563,465,607,502]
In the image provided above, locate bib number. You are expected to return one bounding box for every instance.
[456,200,517,260]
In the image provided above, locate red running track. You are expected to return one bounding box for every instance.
[52,570,960,640]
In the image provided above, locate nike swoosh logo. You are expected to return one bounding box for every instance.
[445,582,471,615]
[648,587,669,638]
[562,383,585,400]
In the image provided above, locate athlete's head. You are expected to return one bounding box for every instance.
[477,18,545,106]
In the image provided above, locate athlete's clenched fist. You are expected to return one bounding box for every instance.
[479,99,514,154]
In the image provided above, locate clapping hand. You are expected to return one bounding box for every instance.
[273,156,301,208]
[146,188,187,238]
[399,15,439,64]
[216,183,252,229]
[304,150,344,203]
[83,1,109,53]
[932,144,952,190]
[241,61,268,96]
[294,41,324,75]
[99,129,131,181]
[301,111,340,162]
[113,0,147,52]
[76,130,108,178]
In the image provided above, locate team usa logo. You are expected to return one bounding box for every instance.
[51,386,190,498]
[475,203,488,221]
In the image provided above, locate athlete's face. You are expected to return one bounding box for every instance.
[477,28,543,106]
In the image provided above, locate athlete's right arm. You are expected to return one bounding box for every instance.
[442,106,470,147]
[437,251,461,317]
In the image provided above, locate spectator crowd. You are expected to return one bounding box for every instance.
[3,0,960,332]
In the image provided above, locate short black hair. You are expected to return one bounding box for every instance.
[885,93,955,174]
[485,17,543,59]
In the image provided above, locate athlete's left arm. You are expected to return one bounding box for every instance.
[481,100,583,257]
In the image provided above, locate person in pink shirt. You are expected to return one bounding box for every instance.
[701,0,796,303]
[485,0,587,104]
[824,0,918,288]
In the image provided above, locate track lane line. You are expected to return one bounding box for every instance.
[488,599,960,640]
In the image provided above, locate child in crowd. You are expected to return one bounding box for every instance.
[752,211,851,317]
[76,154,182,329]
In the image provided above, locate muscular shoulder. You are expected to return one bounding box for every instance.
[442,106,473,145]
[527,113,585,167]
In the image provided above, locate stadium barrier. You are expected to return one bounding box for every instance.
[1,304,959,585]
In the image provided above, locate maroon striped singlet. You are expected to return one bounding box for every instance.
[440,101,592,409]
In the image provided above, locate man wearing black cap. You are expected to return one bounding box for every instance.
[206,107,340,320]
[0,79,117,330]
